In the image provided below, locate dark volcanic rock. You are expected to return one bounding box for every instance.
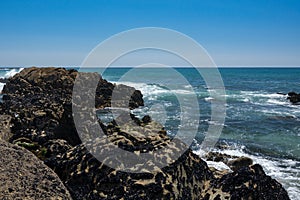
[0,67,290,200]
[47,116,290,200]
[1,67,143,147]
[205,152,253,172]
[48,117,214,199]
[227,156,253,171]
[287,91,300,104]
[212,164,289,200]
[0,140,72,199]
[0,78,8,83]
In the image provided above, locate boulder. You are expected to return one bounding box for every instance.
[287,91,300,104]
[0,78,8,83]
[0,140,72,199]
[227,156,253,171]
[211,164,289,200]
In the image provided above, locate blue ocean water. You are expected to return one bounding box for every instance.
[96,67,300,158]
[95,67,300,199]
[1,67,300,198]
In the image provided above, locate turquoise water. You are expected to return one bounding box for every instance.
[1,67,300,198]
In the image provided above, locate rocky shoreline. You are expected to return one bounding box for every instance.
[0,67,290,199]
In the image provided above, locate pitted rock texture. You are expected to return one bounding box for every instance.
[0,115,12,141]
[208,164,290,200]
[0,140,72,199]
[47,117,213,199]
[0,67,291,200]
[47,115,290,200]
[0,67,143,152]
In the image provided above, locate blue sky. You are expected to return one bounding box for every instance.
[0,0,300,66]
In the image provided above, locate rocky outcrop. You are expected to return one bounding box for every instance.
[46,115,213,199]
[0,78,8,83]
[0,67,290,200]
[46,115,289,199]
[0,139,72,199]
[205,151,254,172]
[209,164,289,200]
[1,67,143,147]
[287,92,300,104]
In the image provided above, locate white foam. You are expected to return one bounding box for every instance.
[0,68,24,93]
[240,91,284,98]
[114,81,194,98]
[170,89,194,95]
[194,148,300,200]
[242,98,250,102]
[3,68,24,78]
[204,97,214,101]
[206,160,232,171]
[0,83,4,93]
[267,99,289,105]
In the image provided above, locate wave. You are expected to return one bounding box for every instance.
[1,68,24,79]
[0,68,24,93]
[194,146,300,200]
[113,81,195,98]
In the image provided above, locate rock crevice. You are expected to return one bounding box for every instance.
[0,67,290,200]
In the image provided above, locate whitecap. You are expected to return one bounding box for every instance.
[0,83,5,93]
[4,68,24,78]
[194,147,300,200]
[204,97,214,101]
[266,99,289,106]
[0,68,24,93]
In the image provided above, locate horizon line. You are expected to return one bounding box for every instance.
[1,65,300,68]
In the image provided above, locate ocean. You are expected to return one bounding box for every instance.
[1,67,300,199]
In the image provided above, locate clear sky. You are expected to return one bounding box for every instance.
[0,0,300,67]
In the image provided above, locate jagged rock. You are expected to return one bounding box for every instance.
[227,156,253,171]
[0,67,291,200]
[287,91,300,104]
[1,67,143,148]
[47,116,290,199]
[0,78,8,83]
[0,140,72,199]
[210,164,289,200]
[205,151,238,163]
[205,152,253,171]
[47,116,214,199]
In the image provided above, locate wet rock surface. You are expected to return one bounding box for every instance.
[209,164,289,200]
[287,91,300,104]
[205,151,254,172]
[0,67,290,199]
[0,78,8,84]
